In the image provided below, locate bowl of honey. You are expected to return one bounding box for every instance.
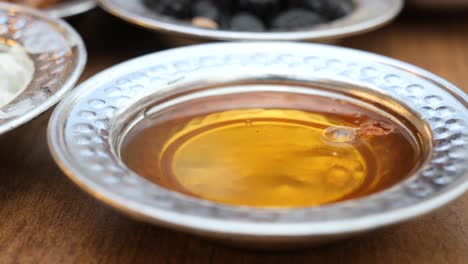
[48,42,468,248]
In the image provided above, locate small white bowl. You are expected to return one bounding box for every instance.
[0,3,86,136]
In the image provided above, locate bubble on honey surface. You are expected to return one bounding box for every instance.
[322,126,357,143]
[244,119,253,127]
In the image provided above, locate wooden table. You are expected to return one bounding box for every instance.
[0,10,467,263]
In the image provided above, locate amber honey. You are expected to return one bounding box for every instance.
[121,90,421,208]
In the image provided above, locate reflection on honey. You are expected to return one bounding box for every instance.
[121,91,421,208]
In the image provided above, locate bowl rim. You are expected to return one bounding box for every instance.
[48,42,468,239]
[97,0,403,41]
[0,3,87,136]
[43,0,96,18]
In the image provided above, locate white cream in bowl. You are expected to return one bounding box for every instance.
[0,42,35,108]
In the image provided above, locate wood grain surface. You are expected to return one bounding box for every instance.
[0,10,467,264]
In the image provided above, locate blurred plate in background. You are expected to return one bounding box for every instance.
[2,0,97,18]
[43,0,96,18]
[0,3,86,136]
[98,0,403,43]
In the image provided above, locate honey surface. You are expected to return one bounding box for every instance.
[122,92,420,208]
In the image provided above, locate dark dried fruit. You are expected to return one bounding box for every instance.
[238,0,281,18]
[143,0,355,32]
[271,8,323,30]
[303,0,354,20]
[230,13,265,32]
[193,0,221,21]
[143,0,191,18]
